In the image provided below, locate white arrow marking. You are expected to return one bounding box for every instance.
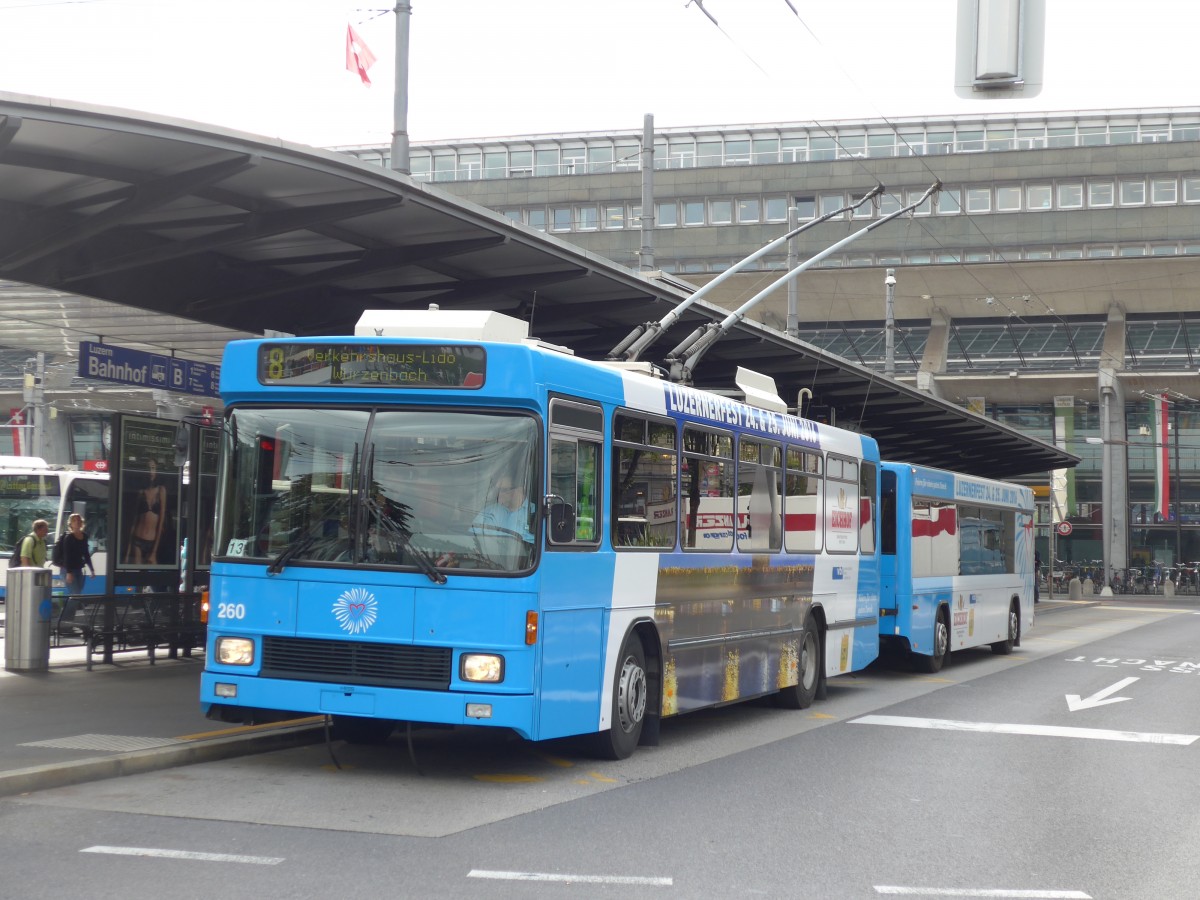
[1066,676,1139,712]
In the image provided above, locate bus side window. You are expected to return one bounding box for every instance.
[682,427,734,552]
[548,397,603,547]
[860,460,877,555]
[611,412,677,550]
[784,447,821,553]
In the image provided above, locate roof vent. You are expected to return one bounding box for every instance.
[735,367,788,413]
[355,305,530,343]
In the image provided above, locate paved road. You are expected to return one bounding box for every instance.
[3,595,1198,899]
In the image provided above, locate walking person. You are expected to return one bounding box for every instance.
[17,518,49,567]
[56,513,96,621]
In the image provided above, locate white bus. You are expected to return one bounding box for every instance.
[880,461,1036,672]
[0,457,110,599]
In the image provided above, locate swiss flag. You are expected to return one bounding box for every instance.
[346,24,377,86]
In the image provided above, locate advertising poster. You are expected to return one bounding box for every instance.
[117,416,180,571]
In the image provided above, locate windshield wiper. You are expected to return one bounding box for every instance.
[366,496,446,585]
[267,533,316,575]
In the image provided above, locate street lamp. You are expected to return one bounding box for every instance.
[1086,433,1118,596]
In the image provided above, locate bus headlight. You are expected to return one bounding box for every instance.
[461,653,504,683]
[215,637,255,666]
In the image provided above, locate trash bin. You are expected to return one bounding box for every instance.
[5,567,53,672]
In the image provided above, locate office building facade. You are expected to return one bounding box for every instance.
[338,107,1200,579]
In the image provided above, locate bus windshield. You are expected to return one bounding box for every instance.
[215,407,539,574]
[0,474,60,555]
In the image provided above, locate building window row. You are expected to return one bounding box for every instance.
[653,240,1200,275]
[797,318,1200,375]
[374,114,1200,182]
[497,176,1200,235]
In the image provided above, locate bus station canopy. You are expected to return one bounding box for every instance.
[0,93,1077,479]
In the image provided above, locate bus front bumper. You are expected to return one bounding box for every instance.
[200,672,537,740]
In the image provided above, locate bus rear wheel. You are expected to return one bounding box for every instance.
[915,608,949,673]
[589,634,647,760]
[775,610,821,709]
[991,602,1019,655]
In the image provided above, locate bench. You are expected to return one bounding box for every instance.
[52,592,206,670]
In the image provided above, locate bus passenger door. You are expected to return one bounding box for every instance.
[537,398,610,741]
[878,469,899,633]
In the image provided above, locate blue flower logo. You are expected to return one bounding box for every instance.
[332,587,377,635]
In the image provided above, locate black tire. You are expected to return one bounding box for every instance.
[914,607,949,673]
[991,602,1019,655]
[331,715,395,745]
[588,634,647,760]
[775,609,821,709]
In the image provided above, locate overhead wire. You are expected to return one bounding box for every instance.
[686,3,1074,335]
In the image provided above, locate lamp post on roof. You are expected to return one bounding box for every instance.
[390,2,412,175]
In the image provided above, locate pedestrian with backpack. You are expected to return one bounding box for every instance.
[18,519,49,567]
[55,513,95,622]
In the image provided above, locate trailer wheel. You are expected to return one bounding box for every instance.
[915,607,949,673]
[991,601,1019,655]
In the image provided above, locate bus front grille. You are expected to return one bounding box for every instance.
[260,636,453,690]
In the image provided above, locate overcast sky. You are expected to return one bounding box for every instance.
[0,0,1196,148]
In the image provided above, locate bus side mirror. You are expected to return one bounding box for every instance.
[545,495,575,543]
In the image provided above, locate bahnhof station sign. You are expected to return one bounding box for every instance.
[78,340,220,398]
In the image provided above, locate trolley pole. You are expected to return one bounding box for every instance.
[786,204,798,337]
[884,268,896,377]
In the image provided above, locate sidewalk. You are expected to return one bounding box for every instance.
[0,607,322,798]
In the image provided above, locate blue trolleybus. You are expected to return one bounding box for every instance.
[200,308,1031,757]
[879,461,1035,672]
[201,308,886,757]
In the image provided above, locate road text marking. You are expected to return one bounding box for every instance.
[849,715,1198,746]
[468,869,672,886]
[81,846,284,865]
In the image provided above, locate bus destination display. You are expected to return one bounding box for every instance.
[0,475,59,498]
[258,344,486,389]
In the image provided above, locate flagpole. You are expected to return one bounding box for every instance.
[391,1,412,174]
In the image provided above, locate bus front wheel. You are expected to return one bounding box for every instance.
[775,610,821,709]
[915,608,949,673]
[589,634,647,760]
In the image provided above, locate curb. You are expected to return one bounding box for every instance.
[0,719,325,799]
[1035,599,1102,613]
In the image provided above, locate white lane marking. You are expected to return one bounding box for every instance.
[81,846,284,865]
[1066,676,1139,712]
[1101,606,1192,614]
[849,715,1199,746]
[875,887,1091,898]
[468,869,672,886]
